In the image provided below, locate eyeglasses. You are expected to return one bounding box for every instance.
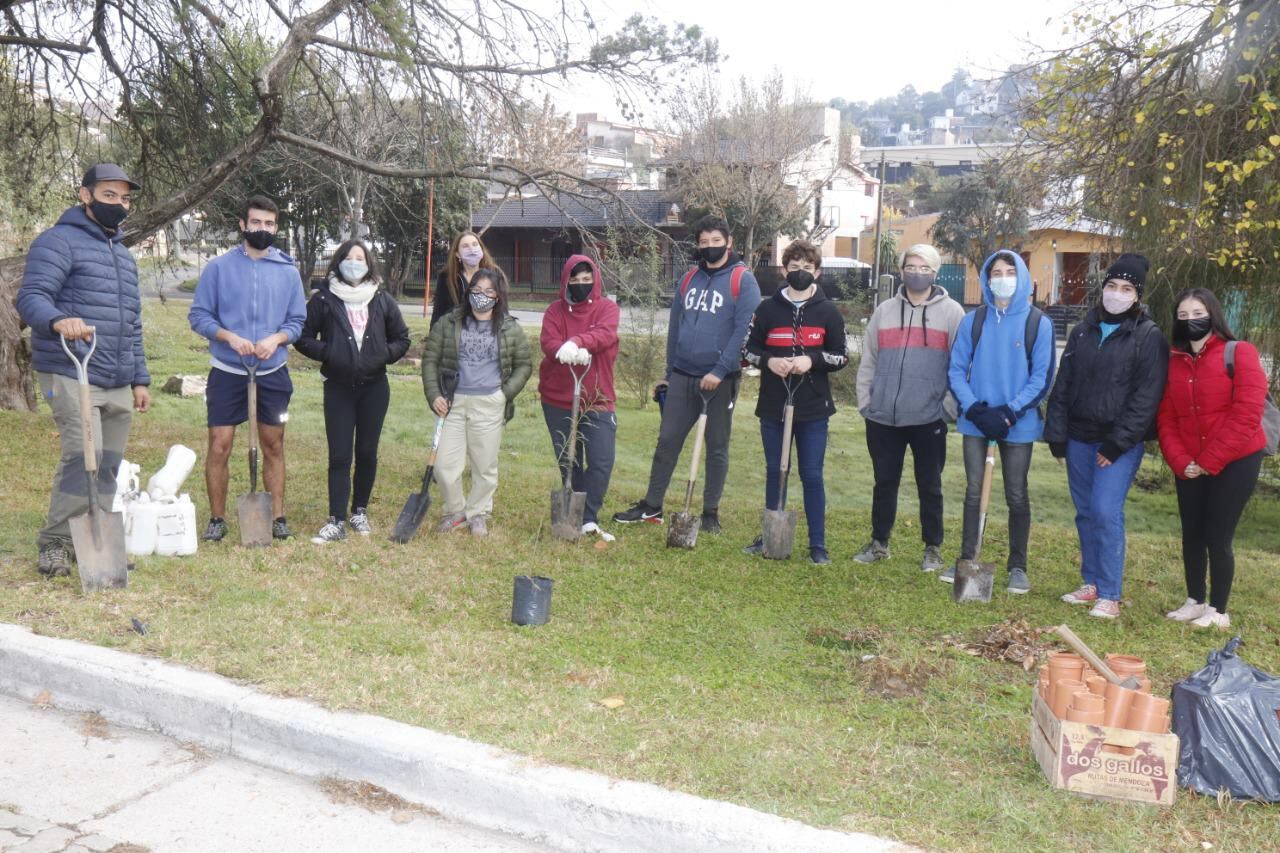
[902,265,934,274]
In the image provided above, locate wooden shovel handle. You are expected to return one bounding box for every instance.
[978,442,996,516]
[80,382,97,474]
[1054,625,1131,687]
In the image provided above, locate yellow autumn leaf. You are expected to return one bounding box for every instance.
[1163,176,1173,185]
[1134,111,1145,124]
[1140,217,1148,226]
[598,696,625,709]
[1270,135,1280,146]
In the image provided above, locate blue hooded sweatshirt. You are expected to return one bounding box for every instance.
[948,251,1055,443]
[665,253,762,380]
[188,245,307,375]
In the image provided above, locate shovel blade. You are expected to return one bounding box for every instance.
[549,489,587,541]
[761,509,798,560]
[389,490,430,544]
[236,492,273,548]
[68,510,128,593]
[952,559,995,604]
[666,511,699,549]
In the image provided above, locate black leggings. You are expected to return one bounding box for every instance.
[1176,451,1263,613]
[323,377,390,519]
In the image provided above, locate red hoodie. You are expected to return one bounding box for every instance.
[539,254,620,412]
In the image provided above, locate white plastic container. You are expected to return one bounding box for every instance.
[154,494,198,556]
[113,460,141,513]
[148,444,197,500]
[125,493,158,556]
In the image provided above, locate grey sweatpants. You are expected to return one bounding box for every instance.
[36,372,133,548]
[644,371,740,512]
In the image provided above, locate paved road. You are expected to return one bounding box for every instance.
[0,694,552,853]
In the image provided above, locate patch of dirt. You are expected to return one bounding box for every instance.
[79,711,114,740]
[318,778,441,820]
[858,658,945,700]
[944,618,1053,671]
[806,625,883,652]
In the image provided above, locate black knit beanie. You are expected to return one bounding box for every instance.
[1103,253,1149,295]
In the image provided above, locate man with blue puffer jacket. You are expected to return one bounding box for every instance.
[17,163,151,577]
[946,250,1055,594]
[189,195,306,542]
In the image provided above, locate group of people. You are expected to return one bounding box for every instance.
[17,165,1272,628]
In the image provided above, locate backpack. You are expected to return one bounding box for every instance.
[678,263,747,300]
[1224,341,1280,457]
[965,304,1055,418]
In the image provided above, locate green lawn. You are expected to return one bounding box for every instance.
[1,302,1278,851]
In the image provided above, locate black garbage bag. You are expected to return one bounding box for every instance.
[1173,637,1280,802]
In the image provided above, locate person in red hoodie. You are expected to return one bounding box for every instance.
[539,255,621,540]
[1157,288,1268,630]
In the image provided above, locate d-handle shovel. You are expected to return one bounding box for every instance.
[61,332,129,592]
[390,370,459,543]
[1053,625,1142,689]
[236,357,273,548]
[550,361,589,541]
[667,390,712,550]
[953,441,997,603]
[762,378,799,560]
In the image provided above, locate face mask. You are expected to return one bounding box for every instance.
[469,291,497,313]
[338,260,368,282]
[989,275,1018,300]
[903,271,934,293]
[244,229,275,251]
[1174,317,1213,342]
[698,245,727,265]
[567,282,592,303]
[89,200,128,230]
[1101,290,1136,315]
[460,247,484,266]
[785,270,815,291]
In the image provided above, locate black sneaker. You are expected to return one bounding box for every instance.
[202,518,228,542]
[699,510,721,534]
[37,542,72,577]
[272,517,293,540]
[613,501,663,524]
[742,537,764,556]
[810,545,831,565]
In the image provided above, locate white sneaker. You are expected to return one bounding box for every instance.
[1190,607,1231,630]
[348,509,372,535]
[310,518,346,544]
[582,522,616,542]
[1166,598,1208,622]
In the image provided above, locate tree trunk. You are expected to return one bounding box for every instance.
[0,256,37,412]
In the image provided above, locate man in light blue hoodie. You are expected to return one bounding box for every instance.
[188,195,306,542]
[945,250,1055,593]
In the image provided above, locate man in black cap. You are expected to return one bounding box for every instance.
[17,163,151,577]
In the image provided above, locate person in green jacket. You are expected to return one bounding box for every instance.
[422,268,531,536]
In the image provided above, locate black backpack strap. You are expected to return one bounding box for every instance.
[1225,340,1237,379]
[966,304,988,381]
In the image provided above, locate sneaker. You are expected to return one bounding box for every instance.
[581,522,616,542]
[810,546,831,565]
[742,536,764,556]
[1190,607,1230,630]
[939,565,955,584]
[1007,568,1031,595]
[348,509,372,536]
[1061,584,1098,605]
[921,545,944,572]
[436,512,466,533]
[1166,598,1208,622]
[37,542,72,577]
[853,539,890,564]
[613,501,663,525]
[202,517,228,542]
[469,514,489,537]
[700,510,721,534]
[311,518,347,544]
[272,517,293,540]
[1088,599,1121,619]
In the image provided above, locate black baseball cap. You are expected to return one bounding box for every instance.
[81,163,140,190]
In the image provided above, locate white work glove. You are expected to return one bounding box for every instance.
[574,348,592,366]
[556,341,580,364]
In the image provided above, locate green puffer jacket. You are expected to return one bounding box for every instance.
[422,308,532,422]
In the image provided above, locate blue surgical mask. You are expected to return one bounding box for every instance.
[338,260,368,282]
[989,276,1017,300]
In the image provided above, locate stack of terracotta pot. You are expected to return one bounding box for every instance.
[1038,651,1170,733]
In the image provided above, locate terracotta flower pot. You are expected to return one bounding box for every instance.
[1052,678,1087,719]
[1105,653,1146,678]
[1103,683,1138,727]
[1048,652,1084,685]
[1086,676,1108,696]
[1071,690,1105,713]
[1137,677,1152,694]
[1066,706,1104,725]
[1126,694,1170,732]
[1080,666,1098,683]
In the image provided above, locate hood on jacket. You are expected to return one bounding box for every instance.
[979,249,1033,317]
[58,204,124,244]
[559,253,603,311]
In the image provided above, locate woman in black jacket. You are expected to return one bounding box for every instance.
[431,231,499,328]
[1043,254,1169,618]
[296,240,411,542]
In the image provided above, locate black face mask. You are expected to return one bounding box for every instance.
[785,270,815,290]
[243,229,275,251]
[89,200,128,231]
[698,245,728,265]
[1173,317,1213,343]
[567,282,593,303]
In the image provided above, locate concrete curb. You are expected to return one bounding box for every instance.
[0,624,906,853]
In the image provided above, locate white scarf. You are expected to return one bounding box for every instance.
[327,274,378,309]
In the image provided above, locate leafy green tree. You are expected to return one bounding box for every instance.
[929,163,1035,270]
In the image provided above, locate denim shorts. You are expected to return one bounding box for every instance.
[206,366,293,428]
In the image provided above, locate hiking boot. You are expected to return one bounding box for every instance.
[613,500,663,525]
[1061,584,1098,605]
[311,518,346,544]
[1166,598,1208,622]
[921,545,944,572]
[37,542,72,577]
[939,565,955,584]
[1088,599,1120,619]
[853,539,889,564]
[1191,607,1230,630]
[202,517,228,542]
[810,545,831,565]
[348,509,372,536]
[699,510,721,534]
[272,517,293,540]
[469,514,489,537]
[581,522,616,542]
[1007,568,1030,595]
[436,512,466,533]
[742,536,764,556]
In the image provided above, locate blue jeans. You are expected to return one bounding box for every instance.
[1065,440,1144,600]
[761,417,828,548]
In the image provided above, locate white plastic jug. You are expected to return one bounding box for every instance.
[125,493,158,556]
[113,460,141,513]
[148,444,197,500]
[154,494,198,556]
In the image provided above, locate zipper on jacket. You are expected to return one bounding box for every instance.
[108,237,126,385]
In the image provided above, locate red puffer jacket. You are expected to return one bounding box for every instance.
[1156,334,1267,477]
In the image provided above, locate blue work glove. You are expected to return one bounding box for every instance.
[995,405,1017,429]
[969,405,1011,440]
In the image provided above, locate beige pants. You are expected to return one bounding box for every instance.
[435,390,506,519]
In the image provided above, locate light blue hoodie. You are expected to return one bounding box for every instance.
[948,251,1055,443]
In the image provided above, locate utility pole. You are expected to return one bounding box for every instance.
[870,151,886,303]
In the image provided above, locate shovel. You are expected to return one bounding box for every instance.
[667,390,712,549]
[1053,625,1142,689]
[953,441,997,603]
[61,332,128,592]
[550,361,588,541]
[236,357,273,548]
[389,370,458,543]
[762,378,798,560]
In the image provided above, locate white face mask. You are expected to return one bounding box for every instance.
[339,259,368,282]
[1102,290,1136,315]
[989,275,1017,300]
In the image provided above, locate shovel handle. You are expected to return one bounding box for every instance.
[776,404,794,510]
[1053,625,1132,687]
[79,382,98,474]
[978,442,996,515]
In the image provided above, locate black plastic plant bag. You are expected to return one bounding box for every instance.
[1173,637,1280,802]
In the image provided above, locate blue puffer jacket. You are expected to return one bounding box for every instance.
[17,205,149,389]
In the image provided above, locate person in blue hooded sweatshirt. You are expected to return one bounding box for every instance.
[944,250,1055,594]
